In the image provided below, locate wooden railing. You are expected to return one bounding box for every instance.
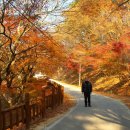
[0,82,64,130]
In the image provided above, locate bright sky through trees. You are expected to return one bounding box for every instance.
[42,0,75,31]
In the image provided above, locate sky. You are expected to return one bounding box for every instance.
[41,0,75,32]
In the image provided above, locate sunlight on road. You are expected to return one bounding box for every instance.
[74,115,125,130]
[51,79,81,92]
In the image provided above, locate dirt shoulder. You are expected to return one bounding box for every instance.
[94,91,130,109]
[30,93,76,130]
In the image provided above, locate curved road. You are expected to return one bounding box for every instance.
[45,81,130,130]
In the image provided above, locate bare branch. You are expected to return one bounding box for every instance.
[16,44,39,55]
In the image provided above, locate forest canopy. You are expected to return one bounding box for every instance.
[0,0,130,107]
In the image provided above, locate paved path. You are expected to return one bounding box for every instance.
[45,81,130,130]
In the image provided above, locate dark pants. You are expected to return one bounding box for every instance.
[84,93,91,106]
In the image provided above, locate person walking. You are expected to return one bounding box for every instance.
[82,79,92,107]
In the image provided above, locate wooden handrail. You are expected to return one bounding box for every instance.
[0,81,64,130]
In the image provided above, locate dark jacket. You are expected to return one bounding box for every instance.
[82,80,92,93]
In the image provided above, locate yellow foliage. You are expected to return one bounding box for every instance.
[94,76,120,90]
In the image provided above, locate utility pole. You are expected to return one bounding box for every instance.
[79,63,81,86]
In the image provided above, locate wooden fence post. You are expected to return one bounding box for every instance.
[25,93,30,129]
[58,85,64,104]
[61,86,64,104]
[52,86,55,109]
[42,89,46,118]
[0,99,3,130]
[58,85,61,105]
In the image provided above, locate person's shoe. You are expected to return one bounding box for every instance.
[85,105,87,107]
[88,105,91,107]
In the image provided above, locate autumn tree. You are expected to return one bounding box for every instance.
[0,0,67,105]
[54,0,130,47]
